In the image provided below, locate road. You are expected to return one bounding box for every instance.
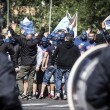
[21,98,69,110]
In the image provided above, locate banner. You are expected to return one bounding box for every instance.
[20,17,35,34]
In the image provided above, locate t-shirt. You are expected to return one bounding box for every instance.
[36,45,48,68]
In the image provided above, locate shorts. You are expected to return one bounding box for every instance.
[24,72,37,82]
[43,66,56,84]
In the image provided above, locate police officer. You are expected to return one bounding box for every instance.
[86,45,110,110]
[0,52,22,110]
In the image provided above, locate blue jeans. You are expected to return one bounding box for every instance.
[43,66,56,84]
[55,68,70,95]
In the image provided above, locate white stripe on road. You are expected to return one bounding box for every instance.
[22,103,48,107]
[22,103,68,108]
[46,104,69,108]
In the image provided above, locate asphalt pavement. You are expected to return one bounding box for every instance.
[21,98,69,110]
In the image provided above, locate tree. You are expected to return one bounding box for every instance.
[2,0,110,33]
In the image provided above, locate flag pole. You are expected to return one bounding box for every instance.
[76,9,78,37]
[49,0,52,34]
[7,0,9,26]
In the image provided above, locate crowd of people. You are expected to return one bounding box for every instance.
[0,20,109,102]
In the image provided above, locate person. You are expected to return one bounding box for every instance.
[51,33,80,100]
[22,37,48,100]
[86,44,110,110]
[8,24,44,100]
[36,37,49,96]
[39,39,56,99]
[82,32,96,51]
[0,31,15,57]
[78,31,88,54]
[0,52,22,110]
[95,34,106,45]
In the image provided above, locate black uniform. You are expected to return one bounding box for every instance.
[0,52,22,110]
[0,42,15,56]
[11,44,21,68]
[86,45,110,110]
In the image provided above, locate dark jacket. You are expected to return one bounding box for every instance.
[0,41,15,56]
[95,34,106,45]
[9,27,44,66]
[86,45,110,110]
[0,52,22,110]
[51,41,80,69]
[11,44,21,68]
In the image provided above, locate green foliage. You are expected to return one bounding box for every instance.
[2,0,110,34]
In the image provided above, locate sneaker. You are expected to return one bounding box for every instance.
[39,95,44,99]
[32,95,36,100]
[18,95,23,99]
[53,95,60,100]
[63,95,67,100]
[19,94,28,100]
[47,93,54,99]
[36,94,39,99]
[27,96,32,100]
[22,94,28,100]
[36,92,39,98]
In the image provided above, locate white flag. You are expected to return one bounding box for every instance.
[51,11,78,37]
[51,16,70,35]
[104,15,110,30]
[69,12,78,37]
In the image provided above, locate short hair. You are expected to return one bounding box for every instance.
[88,32,95,37]
[65,33,72,41]
[95,34,106,44]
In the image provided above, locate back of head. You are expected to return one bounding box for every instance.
[26,33,33,40]
[65,33,73,42]
[95,34,106,45]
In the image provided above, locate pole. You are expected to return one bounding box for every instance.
[76,9,78,37]
[0,2,3,33]
[0,11,2,33]
[49,0,52,34]
[7,0,9,26]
